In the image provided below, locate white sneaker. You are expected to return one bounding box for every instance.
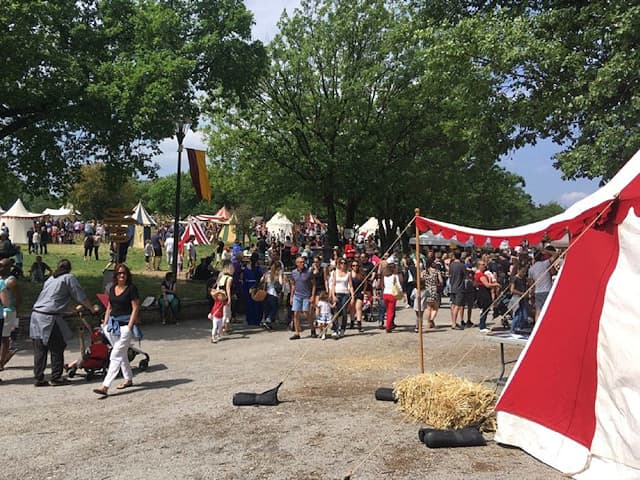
[479,328,490,334]
[321,333,326,340]
[213,335,219,343]
[331,331,338,338]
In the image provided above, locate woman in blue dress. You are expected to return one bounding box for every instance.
[242,253,263,325]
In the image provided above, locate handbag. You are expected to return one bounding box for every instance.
[250,287,267,302]
[391,276,403,300]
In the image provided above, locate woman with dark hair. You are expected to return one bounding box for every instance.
[330,257,354,337]
[93,263,140,396]
[159,272,180,325]
[259,258,284,329]
[242,253,263,326]
[30,259,99,386]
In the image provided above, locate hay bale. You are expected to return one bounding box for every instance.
[394,372,497,432]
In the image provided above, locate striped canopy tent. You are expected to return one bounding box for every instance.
[129,201,157,248]
[414,148,640,478]
[196,206,231,223]
[179,221,210,249]
[195,206,236,243]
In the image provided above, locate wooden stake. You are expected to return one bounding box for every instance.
[415,208,424,374]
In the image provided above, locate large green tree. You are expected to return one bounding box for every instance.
[68,164,138,219]
[1,0,266,194]
[209,0,535,248]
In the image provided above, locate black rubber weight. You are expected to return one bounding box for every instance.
[422,427,486,448]
[374,387,397,402]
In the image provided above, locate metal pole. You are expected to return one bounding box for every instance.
[415,207,424,374]
[172,126,185,278]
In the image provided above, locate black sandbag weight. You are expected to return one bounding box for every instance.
[422,427,486,448]
[374,387,397,402]
[233,382,283,406]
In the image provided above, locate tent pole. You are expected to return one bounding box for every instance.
[415,208,424,374]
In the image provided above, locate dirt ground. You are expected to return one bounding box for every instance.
[1,301,563,480]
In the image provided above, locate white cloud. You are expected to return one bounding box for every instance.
[559,191,588,207]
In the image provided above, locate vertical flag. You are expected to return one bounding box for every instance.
[186,148,211,201]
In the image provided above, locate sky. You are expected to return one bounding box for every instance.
[153,0,601,208]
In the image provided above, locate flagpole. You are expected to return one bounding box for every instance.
[415,208,424,374]
[172,122,190,278]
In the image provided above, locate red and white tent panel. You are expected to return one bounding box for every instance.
[414,160,637,246]
[196,206,231,224]
[179,221,209,247]
[488,149,640,479]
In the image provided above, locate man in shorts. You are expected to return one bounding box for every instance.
[289,256,316,340]
[151,231,163,271]
[448,250,467,329]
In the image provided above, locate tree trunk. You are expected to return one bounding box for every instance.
[324,194,339,247]
[344,199,359,234]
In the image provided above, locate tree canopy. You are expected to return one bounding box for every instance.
[208,0,540,247]
[1,0,266,194]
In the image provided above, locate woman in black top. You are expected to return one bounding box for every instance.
[93,263,140,396]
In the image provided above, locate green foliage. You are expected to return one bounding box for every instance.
[277,193,313,227]
[455,1,640,180]
[1,0,266,194]
[209,0,533,249]
[68,164,138,220]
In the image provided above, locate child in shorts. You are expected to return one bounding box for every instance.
[144,239,153,271]
[208,289,227,343]
[315,291,334,340]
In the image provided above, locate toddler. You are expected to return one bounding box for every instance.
[315,291,333,340]
[208,289,227,343]
[144,239,153,270]
[64,328,109,377]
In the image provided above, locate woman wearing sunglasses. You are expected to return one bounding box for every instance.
[93,263,140,396]
[330,258,354,337]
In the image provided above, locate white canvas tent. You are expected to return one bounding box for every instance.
[357,217,378,237]
[42,204,79,218]
[416,148,640,479]
[0,199,42,244]
[266,212,293,240]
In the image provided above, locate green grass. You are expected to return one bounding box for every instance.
[17,243,212,316]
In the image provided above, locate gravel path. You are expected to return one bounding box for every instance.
[1,302,562,480]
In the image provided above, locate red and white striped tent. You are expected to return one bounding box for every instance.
[417,149,640,478]
[179,221,209,248]
[196,206,231,224]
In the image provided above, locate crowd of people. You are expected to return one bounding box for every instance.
[199,233,562,344]
[0,213,561,389]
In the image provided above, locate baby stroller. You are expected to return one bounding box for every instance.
[67,326,110,380]
[493,292,513,329]
[362,291,374,322]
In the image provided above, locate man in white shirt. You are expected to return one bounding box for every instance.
[528,246,560,322]
[165,234,174,267]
